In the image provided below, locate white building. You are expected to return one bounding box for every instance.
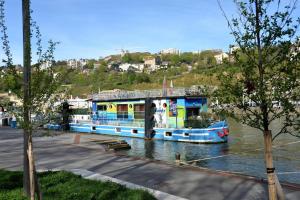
[40,61,52,70]
[67,59,88,69]
[187,65,193,72]
[214,52,229,64]
[67,97,91,109]
[160,48,180,55]
[119,63,132,71]
[79,59,88,67]
[67,59,77,68]
[135,64,145,72]
[119,63,145,72]
[147,65,161,72]
[229,45,240,55]
[291,39,300,58]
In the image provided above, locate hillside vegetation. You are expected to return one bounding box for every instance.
[1,51,240,98]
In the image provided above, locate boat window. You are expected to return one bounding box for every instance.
[134,104,145,119]
[165,131,172,137]
[115,127,121,133]
[117,104,128,119]
[97,105,107,111]
[186,107,200,119]
[132,129,138,134]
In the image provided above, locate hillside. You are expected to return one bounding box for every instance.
[58,63,237,98]
[0,51,238,98]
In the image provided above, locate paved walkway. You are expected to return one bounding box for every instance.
[0,127,300,200]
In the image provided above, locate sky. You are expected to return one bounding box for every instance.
[0,0,299,64]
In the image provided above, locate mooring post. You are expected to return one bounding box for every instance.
[73,134,81,144]
[175,152,181,165]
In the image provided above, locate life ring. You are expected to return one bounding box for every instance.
[217,128,229,138]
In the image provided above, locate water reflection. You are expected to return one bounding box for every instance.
[118,119,300,184]
[144,140,155,159]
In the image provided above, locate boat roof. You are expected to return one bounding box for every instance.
[89,86,208,102]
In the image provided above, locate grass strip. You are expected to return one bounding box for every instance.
[0,169,156,200]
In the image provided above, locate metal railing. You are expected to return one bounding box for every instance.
[184,119,212,128]
[72,111,147,127]
[93,118,145,127]
[90,86,207,101]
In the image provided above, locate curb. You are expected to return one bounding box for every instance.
[38,168,188,200]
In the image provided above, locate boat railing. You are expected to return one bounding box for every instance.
[184,113,226,128]
[93,118,145,128]
[184,119,212,128]
[90,86,207,101]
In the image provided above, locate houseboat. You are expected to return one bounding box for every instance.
[48,86,229,143]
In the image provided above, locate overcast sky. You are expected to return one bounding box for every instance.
[0,0,299,64]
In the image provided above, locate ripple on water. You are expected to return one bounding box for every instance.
[117,119,300,184]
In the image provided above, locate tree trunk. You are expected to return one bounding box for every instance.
[264,130,277,200]
[23,130,30,196]
[27,134,35,200]
[22,0,34,197]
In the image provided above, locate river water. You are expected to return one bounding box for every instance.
[118,119,300,184]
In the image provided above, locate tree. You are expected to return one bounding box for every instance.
[84,59,97,70]
[121,53,133,63]
[180,52,194,64]
[216,0,300,199]
[1,0,62,199]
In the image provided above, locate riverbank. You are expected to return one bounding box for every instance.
[0,127,300,200]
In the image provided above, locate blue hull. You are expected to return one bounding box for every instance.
[47,121,229,143]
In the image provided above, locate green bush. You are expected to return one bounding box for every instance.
[0,170,23,190]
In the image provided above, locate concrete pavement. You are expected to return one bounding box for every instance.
[0,127,299,200]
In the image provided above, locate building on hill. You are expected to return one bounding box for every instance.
[119,63,145,72]
[67,59,88,69]
[0,92,22,107]
[160,48,180,55]
[104,56,112,62]
[108,62,121,71]
[144,56,161,66]
[144,56,155,66]
[119,63,132,72]
[79,59,88,67]
[40,61,52,70]
[228,45,240,62]
[144,56,161,72]
[67,59,78,68]
[161,61,169,69]
[229,45,240,55]
[291,39,300,57]
[187,65,193,72]
[214,52,229,64]
[93,63,101,69]
[135,64,145,72]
